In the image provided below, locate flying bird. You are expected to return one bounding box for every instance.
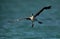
[16,6,51,27]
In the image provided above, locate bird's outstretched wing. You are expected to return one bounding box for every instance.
[34,6,51,17]
[8,18,30,23]
[16,18,31,22]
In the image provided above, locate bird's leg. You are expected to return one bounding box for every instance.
[35,19,42,24]
[32,21,34,27]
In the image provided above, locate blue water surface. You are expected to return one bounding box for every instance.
[0,0,60,39]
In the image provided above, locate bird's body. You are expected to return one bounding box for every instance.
[29,16,34,21]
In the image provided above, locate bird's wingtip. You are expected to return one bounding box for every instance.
[47,5,51,8]
[44,5,52,9]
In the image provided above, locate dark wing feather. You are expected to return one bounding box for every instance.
[34,8,44,17]
[25,18,31,20]
[34,6,51,17]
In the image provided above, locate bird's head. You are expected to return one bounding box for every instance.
[32,13,33,16]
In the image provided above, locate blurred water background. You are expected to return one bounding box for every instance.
[0,0,60,39]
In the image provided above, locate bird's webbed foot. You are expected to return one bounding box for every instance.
[38,21,42,24]
[35,19,43,24]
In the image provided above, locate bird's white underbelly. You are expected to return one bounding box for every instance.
[29,16,34,21]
